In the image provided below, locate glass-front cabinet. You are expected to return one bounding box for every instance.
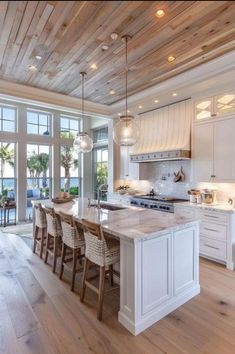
[215,94,235,117]
[195,98,213,121]
[195,92,235,121]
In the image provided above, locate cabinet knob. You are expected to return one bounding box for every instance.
[211,113,216,117]
[211,175,216,178]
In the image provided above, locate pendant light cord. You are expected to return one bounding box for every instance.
[82,73,84,120]
[125,36,128,125]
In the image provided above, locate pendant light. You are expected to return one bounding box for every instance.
[113,35,140,146]
[73,72,93,153]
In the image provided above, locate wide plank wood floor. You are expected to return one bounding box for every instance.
[1,231,235,354]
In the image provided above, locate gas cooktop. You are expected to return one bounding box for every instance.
[130,195,188,213]
[132,195,188,203]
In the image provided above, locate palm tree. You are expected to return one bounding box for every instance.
[27,151,49,187]
[61,146,79,192]
[0,143,14,177]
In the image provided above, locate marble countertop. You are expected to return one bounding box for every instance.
[175,201,235,213]
[34,198,199,242]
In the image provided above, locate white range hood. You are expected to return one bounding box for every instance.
[130,99,192,162]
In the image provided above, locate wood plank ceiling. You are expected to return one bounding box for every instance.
[0,1,235,105]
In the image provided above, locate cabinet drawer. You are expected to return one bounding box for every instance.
[200,221,227,242]
[198,210,227,224]
[200,237,226,261]
[175,207,196,219]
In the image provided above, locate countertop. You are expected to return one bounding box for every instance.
[35,198,199,243]
[175,201,235,213]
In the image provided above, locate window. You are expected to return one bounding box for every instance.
[60,145,80,196]
[92,147,108,200]
[60,116,80,139]
[93,126,108,143]
[26,144,51,219]
[0,105,16,132]
[0,142,16,223]
[27,110,51,136]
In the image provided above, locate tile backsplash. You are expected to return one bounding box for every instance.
[128,160,191,199]
[116,160,235,203]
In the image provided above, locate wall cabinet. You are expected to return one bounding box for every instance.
[119,146,140,180]
[174,204,235,270]
[192,117,235,182]
[195,93,235,121]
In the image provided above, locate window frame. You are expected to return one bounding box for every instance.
[26,109,52,136]
[0,104,17,133]
[60,115,80,139]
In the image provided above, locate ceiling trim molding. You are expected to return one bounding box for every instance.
[110,50,235,114]
[0,79,111,118]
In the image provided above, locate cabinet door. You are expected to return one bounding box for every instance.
[195,98,213,121]
[214,118,235,181]
[192,123,214,182]
[215,93,235,117]
[120,146,139,180]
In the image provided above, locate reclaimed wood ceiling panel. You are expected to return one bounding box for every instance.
[0,1,235,105]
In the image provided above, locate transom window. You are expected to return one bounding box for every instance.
[0,105,16,132]
[60,116,80,139]
[93,126,108,143]
[27,110,51,136]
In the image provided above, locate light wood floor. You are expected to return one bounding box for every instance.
[1,232,235,354]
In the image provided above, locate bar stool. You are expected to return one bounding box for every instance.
[59,212,85,291]
[80,219,120,321]
[33,203,47,258]
[44,207,62,273]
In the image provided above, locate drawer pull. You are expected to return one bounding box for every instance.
[204,214,219,219]
[204,244,219,250]
[204,227,219,233]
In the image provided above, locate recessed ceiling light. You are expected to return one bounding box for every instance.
[110,32,118,40]
[102,45,109,51]
[109,89,115,95]
[35,55,42,60]
[28,65,37,72]
[167,55,176,63]
[118,113,121,116]
[127,110,130,113]
[154,99,159,103]
[155,9,165,18]
[172,93,178,97]
[138,105,143,109]
[91,63,97,70]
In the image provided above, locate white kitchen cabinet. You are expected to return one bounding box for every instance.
[119,146,140,180]
[192,122,214,182]
[174,204,235,270]
[213,118,235,181]
[194,92,235,121]
[192,117,235,182]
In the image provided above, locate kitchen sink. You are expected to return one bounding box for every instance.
[100,203,126,211]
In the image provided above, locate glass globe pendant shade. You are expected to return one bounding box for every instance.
[73,132,93,153]
[113,115,140,146]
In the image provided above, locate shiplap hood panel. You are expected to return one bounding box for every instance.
[130,100,192,160]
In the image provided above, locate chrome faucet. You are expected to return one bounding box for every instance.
[97,184,108,209]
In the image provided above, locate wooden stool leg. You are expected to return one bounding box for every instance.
[109,265,114,287]
[52,237,58,273]
[97,266,106,321]
[33,226,39,253]
[44,234,50,264]
[71,248,77,291]
[80,258,89,303]
[59,243,66,280]
[39,228,44,259]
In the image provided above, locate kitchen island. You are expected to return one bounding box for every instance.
[35,198,200,335]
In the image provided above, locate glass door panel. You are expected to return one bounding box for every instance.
[215,94,235,117]
[195,98,213,120]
